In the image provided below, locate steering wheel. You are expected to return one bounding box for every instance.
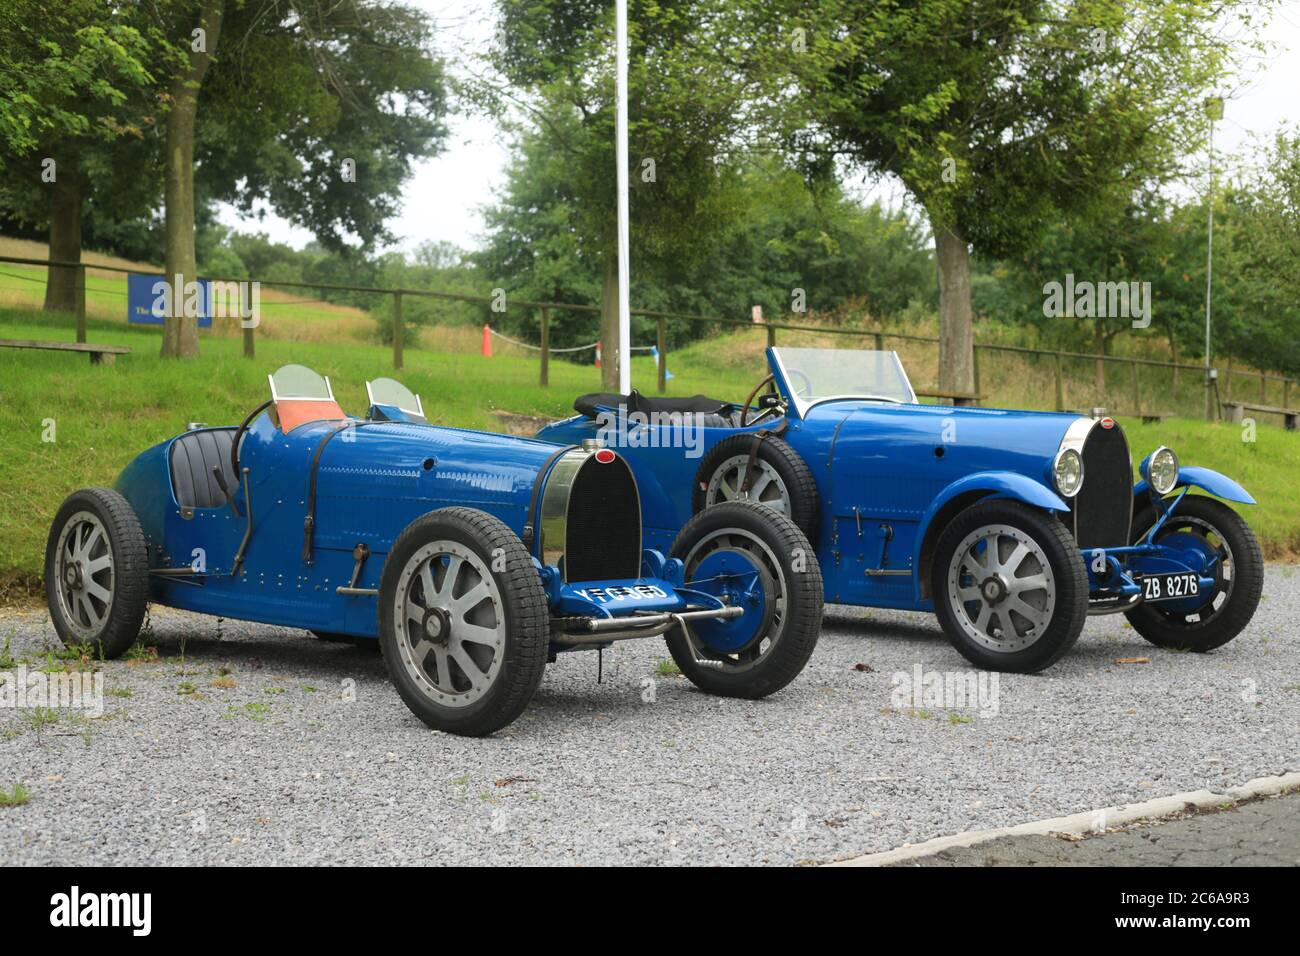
[739,374,782,427]
[231,399,274,480]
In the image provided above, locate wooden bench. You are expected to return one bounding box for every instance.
[0,338,130,366]
[915,388,982,407]
[1222,400,1298,431]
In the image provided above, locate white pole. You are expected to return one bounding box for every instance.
[615,0,632,395]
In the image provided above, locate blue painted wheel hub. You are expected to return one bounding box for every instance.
[685,548,772,653]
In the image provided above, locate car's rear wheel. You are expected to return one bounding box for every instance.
[693,434,820,543]
[666,501,822,698]
[45,488,148,659]
[931,500,1087,673]
[1124,496,1263,652]
[378,507,548,736]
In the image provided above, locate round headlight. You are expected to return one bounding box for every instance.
[1147,445,1179,495]
[1052,448,1084,498]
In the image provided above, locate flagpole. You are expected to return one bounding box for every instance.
[615,0,632,395]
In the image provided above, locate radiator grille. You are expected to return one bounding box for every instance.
[564,455,642,582]
[1070,421,1133,549]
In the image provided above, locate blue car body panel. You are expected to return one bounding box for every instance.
[536,347,1254,612]
[112,405,729,643]
[1133,464,1256,505]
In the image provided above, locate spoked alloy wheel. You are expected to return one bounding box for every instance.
[1125,496,1263,652]
[378,508,548,736]
[54,512,116,639]
[667,501,822,698]
[931,500,1087,673]
[692,434,820,542]
[705,456,791,514]
[393,541,506,708]
[946,523,1057,654]
[44,487,148,658]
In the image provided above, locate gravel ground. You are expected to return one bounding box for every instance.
[1,566,1297,866]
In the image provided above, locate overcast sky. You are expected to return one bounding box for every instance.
[217,0,1300,255]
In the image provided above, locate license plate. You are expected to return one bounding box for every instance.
[1140,572,1200,603]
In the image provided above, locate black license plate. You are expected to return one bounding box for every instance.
[1140,572,1200,603]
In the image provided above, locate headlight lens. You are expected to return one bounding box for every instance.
[1053,448,1084,498]
[1147,446,1179,495]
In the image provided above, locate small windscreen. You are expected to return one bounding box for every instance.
[269,364,333,401]
[367,377,422,416]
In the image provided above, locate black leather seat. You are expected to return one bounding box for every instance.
[170,428,239,508]
[575,390,734,418]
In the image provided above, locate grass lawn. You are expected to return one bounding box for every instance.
[3,305,1297,595]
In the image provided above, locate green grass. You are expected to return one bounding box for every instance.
[2,304,1298,588]
[0,783,30,808]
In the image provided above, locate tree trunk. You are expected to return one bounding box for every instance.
[161,0,225,359]
[43,170,83,314]
[599,252,621,390]
[933,222,975,394]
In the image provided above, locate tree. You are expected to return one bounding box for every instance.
[0,1,160,312]
[774,0,1270,392]
[482,0,777,387]
[155,0,449,357]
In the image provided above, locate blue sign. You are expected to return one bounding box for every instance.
[127,273,213,328]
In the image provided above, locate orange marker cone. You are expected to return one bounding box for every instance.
[482,323,492,357]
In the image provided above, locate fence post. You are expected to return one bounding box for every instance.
[1285,379,1292,410]
[539,307,550,387]
[1131,360,1142,416]
[392,291,404,370]
[766,323,776,349]
[656,314,666,394]
[971,346,981,402]
[1054,353,1064,411]
[242,321,254,359]
[1224,356,1232,404]
[873,332,884,351]
[74,263,86,343]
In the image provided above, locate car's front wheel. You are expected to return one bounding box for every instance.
[931,500,1087,673]
[1124,495,1263,652]
[666,501,822,698]
[378,507,548,736]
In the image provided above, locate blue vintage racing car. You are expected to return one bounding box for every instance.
[537,346,1264,673]
[45,365,823,735]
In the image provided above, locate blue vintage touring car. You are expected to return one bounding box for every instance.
[537,347,1265,673]
[45,366,822,735]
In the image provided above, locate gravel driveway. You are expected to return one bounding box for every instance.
[2,566,1297,866]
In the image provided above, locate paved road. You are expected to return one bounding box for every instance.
[1,566,1297,865]
[889,790,1300,866]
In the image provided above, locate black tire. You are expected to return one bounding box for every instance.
[45,487,148,659]
[692,434,820,543]
[1124,496,1263,652]
[378,507,548,736]
[666,500,822,698]
[931,499,1088,673]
